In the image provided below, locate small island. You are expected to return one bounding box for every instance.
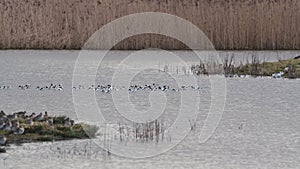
[191,57,300,79]
[0,110,99,153]
[232,57,300,78]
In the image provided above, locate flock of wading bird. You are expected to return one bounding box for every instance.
[0,110,75,146]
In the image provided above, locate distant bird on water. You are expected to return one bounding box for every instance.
[238,123,243,130]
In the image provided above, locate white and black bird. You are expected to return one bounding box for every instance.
[0,110,5,117]
[2,121,12,131]
[33,113,44,122]
[7,113,17,120]
[43,111,49,121]
[25,118,34,126]
[11,121,20,131]
[16,111,26,118]
[64,118,71,127]
[0,135,7,145]
[29,112,36,118]
[13,127,25,135]
[46,118,54,126]
[0,121,5,129]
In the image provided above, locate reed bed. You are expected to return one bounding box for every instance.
[98,120,166,144]
[0,0,299,50]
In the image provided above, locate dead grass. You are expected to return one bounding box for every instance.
[0,0,299,50]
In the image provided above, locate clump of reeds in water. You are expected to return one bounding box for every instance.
[160,64,193,76]
[117,119,165,143]
[191,60,224,76]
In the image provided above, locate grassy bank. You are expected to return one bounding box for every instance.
[233,58,300,78]
[0,114,99,153]
[191,57,300,78]
[0,122,98,144]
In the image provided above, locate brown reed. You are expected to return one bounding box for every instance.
[0,0,299,50]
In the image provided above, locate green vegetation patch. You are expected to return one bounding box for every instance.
[234,59,300,78]
[2,116,98,144]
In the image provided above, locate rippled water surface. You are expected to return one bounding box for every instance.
[0,50,299,169]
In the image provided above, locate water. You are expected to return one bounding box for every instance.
[0,50,299,168]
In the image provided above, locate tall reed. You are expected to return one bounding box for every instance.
[0,0,299,50]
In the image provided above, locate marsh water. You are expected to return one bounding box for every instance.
[0,50,299,169]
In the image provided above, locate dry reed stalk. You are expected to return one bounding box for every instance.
[0,0,299,50]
